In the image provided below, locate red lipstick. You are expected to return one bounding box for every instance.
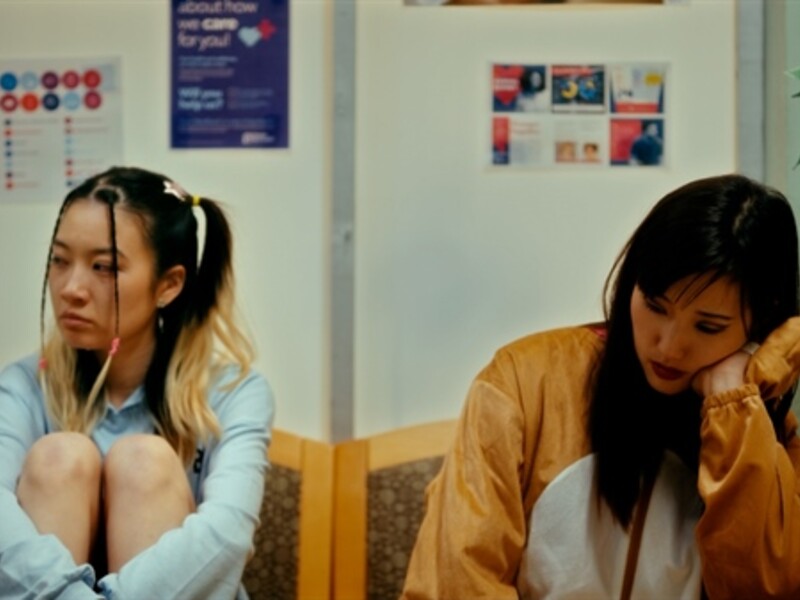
[650,361,686,381]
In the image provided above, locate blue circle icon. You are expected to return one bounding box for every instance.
[20,72,38,91]
[42,93,60,111]
[63,91,80,111]
[0,73,17,92]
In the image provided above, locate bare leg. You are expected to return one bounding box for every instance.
[16,432,102,565]
[104,434,195,572]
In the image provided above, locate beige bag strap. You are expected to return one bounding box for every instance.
[620,476,656,600]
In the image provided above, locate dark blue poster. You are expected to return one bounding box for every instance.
[171,0,289,148]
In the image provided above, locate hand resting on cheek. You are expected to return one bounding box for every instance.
[692,347,752,398]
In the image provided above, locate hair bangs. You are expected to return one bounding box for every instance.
[632,208,739,303]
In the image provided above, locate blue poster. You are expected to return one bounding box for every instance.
[171,0,289,148]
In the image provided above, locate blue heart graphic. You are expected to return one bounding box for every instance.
[238,27,261,47]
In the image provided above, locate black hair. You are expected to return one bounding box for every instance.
[590,173,800,526]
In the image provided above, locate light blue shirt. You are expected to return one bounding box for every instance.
[0,354,275,599]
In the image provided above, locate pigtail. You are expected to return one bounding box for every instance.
[187,197,230,325]
[153,192,253,463]
[194,197,253,368]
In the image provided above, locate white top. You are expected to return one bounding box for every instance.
[517,451,703,599]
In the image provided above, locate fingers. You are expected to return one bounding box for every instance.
[696,351,750,397]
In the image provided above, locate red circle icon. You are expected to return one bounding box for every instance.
[1,94,17,112]
[62,70,80,89]
[21,93,39,111]
[84,91,102,110]
[83,69,102,88]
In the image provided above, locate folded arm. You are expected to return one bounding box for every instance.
[0,358,101,599]
[96,370,275,600]
[402,350,528,600]
[697,318,800,599]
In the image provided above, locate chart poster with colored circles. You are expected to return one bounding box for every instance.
[1,58,123,204]
[171,0,289,149]
[491,62,667,168]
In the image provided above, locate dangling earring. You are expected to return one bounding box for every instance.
[157,300,165,333]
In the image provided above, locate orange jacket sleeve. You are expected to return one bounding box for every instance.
[401,350,529,600]
[697,318,800,599]
[401,327,600,599]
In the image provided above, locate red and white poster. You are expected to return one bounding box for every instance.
[609,64,666,114]
[491,61,668,169]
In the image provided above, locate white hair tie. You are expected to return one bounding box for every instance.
[163,180,205,271]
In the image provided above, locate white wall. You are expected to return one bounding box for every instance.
[0,0,742,441]
[353,0,738,436]
[0,0,331,440]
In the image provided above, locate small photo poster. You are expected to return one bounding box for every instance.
[551,64,606,113]
[490,61,668,169]
[609,64,666,114]
[493,64,550,113]
[554,117,607,164]
[610,118,664,166]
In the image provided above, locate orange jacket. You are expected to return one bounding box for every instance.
[402,322,800,599]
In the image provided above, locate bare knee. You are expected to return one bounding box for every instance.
[104,436,193,572]
[104,435,185,497]
[18,432,101,496]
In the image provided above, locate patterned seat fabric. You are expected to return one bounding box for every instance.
[242,464,302,600]
[367,457,445,599]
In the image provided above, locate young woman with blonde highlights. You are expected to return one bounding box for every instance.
[0,166,274,598]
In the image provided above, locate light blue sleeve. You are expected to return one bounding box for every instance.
[0,357,101,599]
[96,369,275,600]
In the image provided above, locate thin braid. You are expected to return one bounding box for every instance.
[108,200,121,338]
[84,193,122,412]
[39,202,70,369]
